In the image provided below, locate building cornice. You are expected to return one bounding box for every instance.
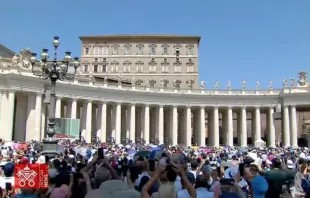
[79,35,201,44]
[1,70,310,107]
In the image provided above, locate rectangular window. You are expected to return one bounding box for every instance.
[187,66,194,72]
[125,46,130,54]
[164,83,168,88]
[111,65,118,72]
[102,47,108,55]
[174,66,181,73]
[188,47,193,55]
[163,47,168,54]
[94,58,98,62]
[94,47,99,55]
[150,83,155,88]
[94,65,98,73]
[124,65,130,72]
[112,46,118,55]
[102,65,107,73]
[149,66,156,72]
[85,48,89,55]
[137,46,143,55]
[162,66,169,72]
[84,65,89,72]
[136,65,143,72]
[150,47,155,54]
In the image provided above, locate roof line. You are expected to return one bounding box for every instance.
[79,34,201,43]
[0,44,16,56]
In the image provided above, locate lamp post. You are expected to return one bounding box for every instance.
[30,36,80,157]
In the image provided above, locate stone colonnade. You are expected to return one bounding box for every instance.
[0,91,299,147]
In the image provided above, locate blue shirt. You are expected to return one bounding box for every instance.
[251,175,268,198]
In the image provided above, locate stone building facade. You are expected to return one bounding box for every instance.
[79,35,200,89]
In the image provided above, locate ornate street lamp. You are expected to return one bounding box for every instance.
[30,36,80,157]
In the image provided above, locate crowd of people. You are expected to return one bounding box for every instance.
[1,138,310,198]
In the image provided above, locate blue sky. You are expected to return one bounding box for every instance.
[0,0,309,89]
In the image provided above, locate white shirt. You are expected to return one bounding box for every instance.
[135,172,151,187]
[0,177,14,190]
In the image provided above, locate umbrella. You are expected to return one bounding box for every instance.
[134,150,150,158]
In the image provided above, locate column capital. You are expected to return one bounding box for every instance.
[84,99,93,104]
[213,106,219,110]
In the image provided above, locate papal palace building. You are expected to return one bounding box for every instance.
[1,35,310,147]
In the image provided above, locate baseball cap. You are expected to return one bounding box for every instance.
[287,160,294,169]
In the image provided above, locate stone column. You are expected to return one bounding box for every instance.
[222,110,228,144]
[129,104,136,143]
[1,91,15,141]
[136,108,142,139]
[170,106,178,146]
[100,103,107,143]
[198,107,206,146]
[254,107,261,142]
[158,105,164,144]
[55,97,62,118]
[290,105,298,147]
[251,111,256,143]
[121,107,127,140]
[227,107,234,146]
[178,109,185,144]
[185,106,192,146]
[240,107,247,147]
[26,95,36,141]
[0,92,6,134]
[91,105,97,138]
[41,104,46,140]
[106,107,112,140]
[71,99,77,119]
[143,105,150,144]
[34,93,42,141]
[208,109,214,145]
[267,107,276,147]
[115,103,121,144]
[213,107,220,147]
[85,101,92,143]
[111,106,116,139]
[282,105,291,146]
